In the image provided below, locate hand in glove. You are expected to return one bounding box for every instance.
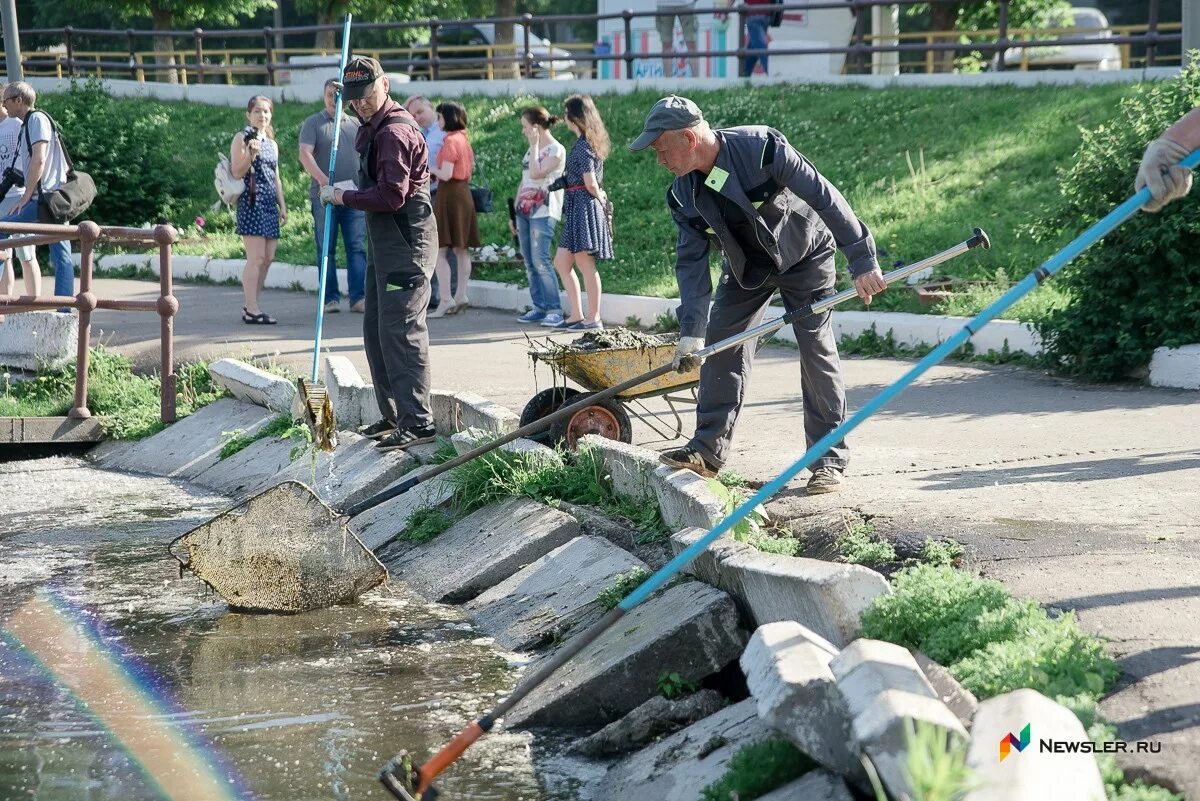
[672,335,705,373]
[319,184,342,206]
[1136,136,1193,213]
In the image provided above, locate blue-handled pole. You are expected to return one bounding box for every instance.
[380,154,1200,801]
[311,14,354,383]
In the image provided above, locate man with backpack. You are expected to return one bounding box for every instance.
[320,56,438,453]
[0,82,75,301]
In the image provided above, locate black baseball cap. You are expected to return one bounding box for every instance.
[629,96,704,152]
[341,56,384,100]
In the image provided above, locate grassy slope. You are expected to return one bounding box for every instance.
[40,81,1141,319]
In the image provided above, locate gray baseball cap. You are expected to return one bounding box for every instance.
[629,95,704,152]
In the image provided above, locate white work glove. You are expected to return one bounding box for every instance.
[319,184,341,206]
[672,335,705,373]
[1136,136,1192,213]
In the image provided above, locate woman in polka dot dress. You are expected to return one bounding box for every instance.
[548,94,612,331]
[231,95,287,324]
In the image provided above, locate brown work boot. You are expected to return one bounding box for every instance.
[660,445,719,479]
[806,466,844,495]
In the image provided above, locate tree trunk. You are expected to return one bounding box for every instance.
[315,7,336,52]
[151,5,179,84]
[929,2,960,73]
[493,0,521,80]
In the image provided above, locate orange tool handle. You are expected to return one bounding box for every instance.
[416,721,486,793]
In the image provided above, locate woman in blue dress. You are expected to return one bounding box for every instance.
[547,94,612,331]
[231,95,287,324]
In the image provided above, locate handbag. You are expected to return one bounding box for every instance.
[769,6,784,27]
[471,184,494,213]
[515,185,547,216]
[214,152,245,205]
[24,111,97,224]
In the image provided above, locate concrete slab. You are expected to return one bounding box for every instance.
[0,417,103,444]
[350,466,455,552]
[450,427,563,469]
[271,433,418,511]
[756,770,856,801]
[852,689,968,800]
[505,581,745,728]
[0,311,77,371]
[832,639,938,720]
[1150,343,1200,390]
[323,355,367,431]
[91,398,275,480]
[465,535,647,652]
[593,699,772,801]
[913,650,978,729]
[652,465,727,531]
[387,496,580,603]
[191,434,299,498]
[579,434,660,499]
[208,358,296,412]
[571,689,726,757]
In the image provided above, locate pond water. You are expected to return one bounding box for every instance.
[0,456,590,801]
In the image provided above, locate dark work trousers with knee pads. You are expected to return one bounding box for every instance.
[691,256,849,471]
[362,194,438,430]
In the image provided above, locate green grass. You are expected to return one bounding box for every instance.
[656,671,700,700]
[0,348,225,439]
[37,82,1149,325]
[219,412,294,459]
[898,721,974,801]
[700,738,816,801]
[397,507,454,543]
[596,567,652,611]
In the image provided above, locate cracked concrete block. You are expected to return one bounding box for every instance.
[965,689,1104,801]
[756,770,856,801]
[465,535,646,652]
[832,639,938,720]
[191,435,304,498]
[571,689,726,757]
[852,689,968,800]
[653,465,727,531]
[578,434,660,499]
[430,389,519,436]
[323,355,366,431]
[387,496,580,603]
[741,621,863,781]
[505,581,746,729]
[208,358,296,413]
[672,528,888,647]
[913,651,978,729]
[350,465,455,552]
[0,310,77,370]
[272,432,418,510]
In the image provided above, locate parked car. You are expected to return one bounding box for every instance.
[417,23,578,80]
[993,7,1122,71]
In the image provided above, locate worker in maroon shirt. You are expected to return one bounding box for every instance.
[321,56,438,452]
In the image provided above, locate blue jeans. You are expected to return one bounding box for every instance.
[0,200,73,297]
[311,198,367,305]
[743,16,770,77]
[516,212,561,313]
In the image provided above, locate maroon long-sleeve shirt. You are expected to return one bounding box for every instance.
[341,99,430,214]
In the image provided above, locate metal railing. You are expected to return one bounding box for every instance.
[15,0,1180,83]
[0,221,180,423]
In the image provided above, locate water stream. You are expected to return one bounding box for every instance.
[0,456,589,801]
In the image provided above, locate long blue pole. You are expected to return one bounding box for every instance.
[311,14,354,384]
[620,154,1200,608]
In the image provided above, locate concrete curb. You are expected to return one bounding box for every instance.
[323,355,368,431]
[0,311,79,371]
[431,389,520,436]
[208,358,296,413]
[1150,343,1200,390]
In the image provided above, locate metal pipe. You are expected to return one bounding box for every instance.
[156,225,178,424]
[3,0,24,80]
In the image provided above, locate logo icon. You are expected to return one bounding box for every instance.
[1000,723,1031,761]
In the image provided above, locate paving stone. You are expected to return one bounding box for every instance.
[741,621,863,781]
[965,689,1104,801]
[451,427,562,469]
[208,358,296,412]
[832,639,938,720]
[349,465,455,552]
[852,689,968,800]
[571,689,726,757]
[92,398,275,480]
[913,651,978,729]
[756,770,856,801]
[579,434,660,499]
[465,535,646,652]
[672,527,889,647]
[0,310,77,370]
[593,699,771,801]
[323,355,366,431]
[505,581,745,728]
[387,496,580,603]
[652,465,727,531]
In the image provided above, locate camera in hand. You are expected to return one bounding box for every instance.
[0,166,25,197]
[547,175,567,193]
[243,126,261,144]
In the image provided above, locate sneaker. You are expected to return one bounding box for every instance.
[806,466,844,495]
[517,308,548,324]
[350,300,366,313]
[357,419,396,440]
[539,312,569,328]
[659,445,719,478]
[376,424,438,452]
[324,300,341,313]
[569,320,604,331]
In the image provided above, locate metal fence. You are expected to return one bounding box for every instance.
[16,0,1181,84]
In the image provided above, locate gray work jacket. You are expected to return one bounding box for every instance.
[668,125,878,338]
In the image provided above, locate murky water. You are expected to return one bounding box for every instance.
[0,456,590,801]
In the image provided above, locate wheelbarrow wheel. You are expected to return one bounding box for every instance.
[520,387,584,444]
[550,394,633,450]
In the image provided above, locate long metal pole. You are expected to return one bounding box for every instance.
[1185,0,1199,66]
[1,0,22,81]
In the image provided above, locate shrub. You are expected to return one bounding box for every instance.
[699,738,815,801]
[39,80,191,226]
[836,521,898,566]
[1028,58,1200,381]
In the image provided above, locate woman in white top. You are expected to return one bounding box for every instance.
[509,106,566,326]
[0,85,40,303]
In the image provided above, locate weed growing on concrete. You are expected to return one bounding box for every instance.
[596,567,651,610]
[94,263,160,282]
[715,469,748,489]
[398,507,454,543]
[900,720,974,801]
[699,737,815,801]
[649,311,680,334]
[707,479,768,542]
[920,537,964,567]
[656,671,700,699]
[430,437,458,464]
[838,324,1041,368]
[836,521,899,565]
[748,531,803,557]
[220,413,294,459]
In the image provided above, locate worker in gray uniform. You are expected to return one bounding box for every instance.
[321,56,437,452]
[630,96,886,494]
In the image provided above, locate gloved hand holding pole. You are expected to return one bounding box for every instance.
[672,335,705,372]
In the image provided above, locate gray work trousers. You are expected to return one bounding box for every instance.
[363,210,435,430]
[691,256,849,471]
